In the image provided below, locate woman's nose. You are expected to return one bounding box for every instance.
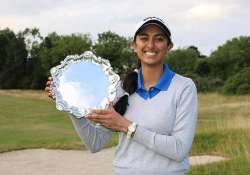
[146,39,155,49]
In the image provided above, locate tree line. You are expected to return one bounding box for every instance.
[0,28,249,94]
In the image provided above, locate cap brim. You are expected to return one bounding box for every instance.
[133,20,171,42]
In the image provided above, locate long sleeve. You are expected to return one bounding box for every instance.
[69,115,113,153]
[132,81,198,162]
[68,80,124,153]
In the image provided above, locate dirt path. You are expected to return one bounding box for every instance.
[0,148,227,175]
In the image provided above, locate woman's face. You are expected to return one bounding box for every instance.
[132,25,172,67]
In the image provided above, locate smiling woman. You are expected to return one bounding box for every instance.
[132,25,172,73]
[46,16,198,175]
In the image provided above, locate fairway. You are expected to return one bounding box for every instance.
[0,90,250,174]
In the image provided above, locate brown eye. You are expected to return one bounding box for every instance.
[156,36,165,42]
[138,35,148,41]
[140,37,148,41]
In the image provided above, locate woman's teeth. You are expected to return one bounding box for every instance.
[145,52,156,56]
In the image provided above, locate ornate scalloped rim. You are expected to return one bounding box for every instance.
[50,51,120,118]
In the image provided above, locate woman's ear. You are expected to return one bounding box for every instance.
[167,43,173,51]
[131,42,137,53]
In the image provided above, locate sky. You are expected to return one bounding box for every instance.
[1,0,250,56]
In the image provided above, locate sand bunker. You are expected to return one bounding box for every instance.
[0,148,227,175]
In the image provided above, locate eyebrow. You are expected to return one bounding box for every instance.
[138,32,166,38]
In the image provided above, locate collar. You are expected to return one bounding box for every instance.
[137,64,175,91]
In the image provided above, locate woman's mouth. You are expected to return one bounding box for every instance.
[145,51,157,56]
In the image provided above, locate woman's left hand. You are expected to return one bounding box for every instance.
[86,105,131,133]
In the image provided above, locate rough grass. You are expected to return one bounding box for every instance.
[190,93,250,174]
[0,90,249,174]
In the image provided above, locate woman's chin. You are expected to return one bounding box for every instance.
[140,57,161,65]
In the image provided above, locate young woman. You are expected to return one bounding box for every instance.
[46,17,198,175]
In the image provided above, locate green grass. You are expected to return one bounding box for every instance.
[0,90,118,152]
[0,91,80,152]
[189,93,250,174]
[0,90,250,174]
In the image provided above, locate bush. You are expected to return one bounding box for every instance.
[183,73,224,92]
[194,59,211,76]
[209,36,250,81]
[223,68,250,94]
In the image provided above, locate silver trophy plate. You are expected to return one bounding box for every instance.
[50,51,120,118]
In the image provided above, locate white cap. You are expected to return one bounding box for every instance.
[133,17,172,44]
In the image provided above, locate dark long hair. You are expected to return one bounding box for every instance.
[114,61,140,115]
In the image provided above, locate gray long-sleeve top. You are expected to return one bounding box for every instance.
[69,73,198,175]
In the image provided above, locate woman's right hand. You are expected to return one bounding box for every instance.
[45,76,55,100]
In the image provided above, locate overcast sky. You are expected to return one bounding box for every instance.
[1,0,250,55]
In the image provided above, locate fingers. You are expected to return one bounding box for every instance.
[109,104,116,112]
[91,109,110,115]
[87,109,111,121]
[45,76,55,100]
[46,81,52,86]
[46,90,54,99]
[45,86,51,92]
[86,109,123,131]
[108,102,114,109]
[86,113,108,124]
[46,79,53,88]
[46,77,53,85]
[48,76,53,81]
[45,82,52,94]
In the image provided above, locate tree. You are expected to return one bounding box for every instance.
[223,68,250,94]
[17,28,44,88]
[93,31,137,74]
[22,28,43,59]
[194,59,210,76]
[209,36,250,82]
[0,28,27,88]
[165,47,200,76]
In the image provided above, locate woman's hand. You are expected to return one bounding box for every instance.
[86,105,131,133]
[45,76,55,100]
